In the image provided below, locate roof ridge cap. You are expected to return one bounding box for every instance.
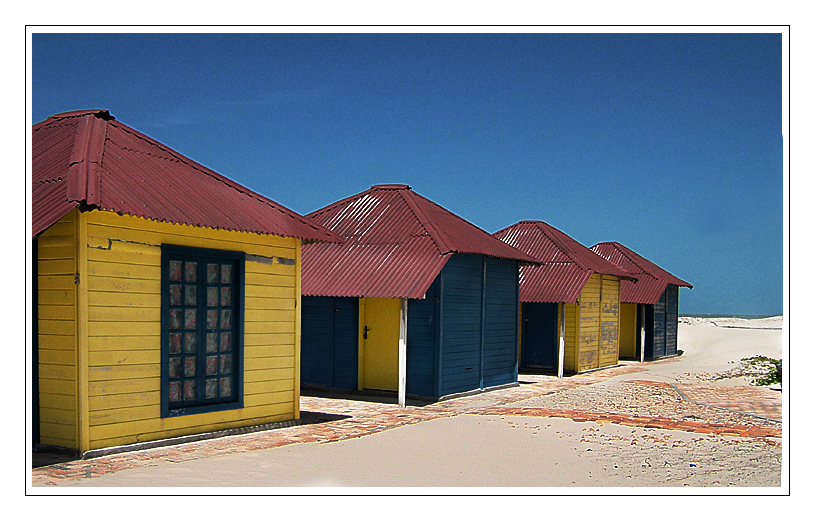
[397,189,450,254]
[611,243,653,276]
[405,190,525,259]
[533,221,585,269]
[65,112,109,206]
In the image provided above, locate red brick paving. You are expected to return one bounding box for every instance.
[674,383,782,421]
[31,362,782,486]
[471,406,782,438]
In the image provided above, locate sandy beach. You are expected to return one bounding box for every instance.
[34,315,785,489]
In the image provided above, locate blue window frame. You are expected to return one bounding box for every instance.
[161,245,245,418]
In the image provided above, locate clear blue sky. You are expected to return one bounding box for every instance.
[31,31,784,315]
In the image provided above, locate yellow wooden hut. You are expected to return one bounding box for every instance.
[493,221,635,375]
[32,110,339,456]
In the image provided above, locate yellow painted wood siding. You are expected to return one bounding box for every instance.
[83,210,300,450]
[599,275,620,367]
[37,209,79,448]
[577,274,601,372]
[562,302,579,372]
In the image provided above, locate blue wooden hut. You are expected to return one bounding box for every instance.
[300,185,537,403]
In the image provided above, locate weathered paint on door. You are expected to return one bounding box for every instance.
[360,297,400,391]
[599,275,620,368]
[618,302,637,358]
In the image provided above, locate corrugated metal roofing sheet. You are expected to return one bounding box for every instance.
[32,110,340,243]
[302,185,537,298]
[590,241,692,305]
[493,221,635,303]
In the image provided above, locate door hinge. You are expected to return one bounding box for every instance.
[74,273,80,285]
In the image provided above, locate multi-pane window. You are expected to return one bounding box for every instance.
[162,245,244,417]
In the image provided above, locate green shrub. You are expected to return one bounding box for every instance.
[740,355,782,386]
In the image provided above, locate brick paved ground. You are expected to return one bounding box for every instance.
[30,361,782,487]
[674,383,782,421]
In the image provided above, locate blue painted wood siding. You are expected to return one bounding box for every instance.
[406,278,439,397]
[301,296,358,389]
[482,256,520,388]
[439,254,483,395]
[664,285,679,357]
[437,254,519,397]
[652,291,667,358]
[644,285,680,360]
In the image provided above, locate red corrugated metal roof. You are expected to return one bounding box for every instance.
[590,241,692,305]
[302,185,538,298]
[32,109,341,243]
[493,221,635,303]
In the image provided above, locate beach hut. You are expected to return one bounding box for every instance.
[301,184,537,404]
[32,109,339,456]
[590,242,692,361]
[493,221,635,376]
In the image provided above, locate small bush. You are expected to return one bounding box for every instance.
[740,355,782,386]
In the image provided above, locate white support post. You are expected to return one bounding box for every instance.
[557,303,566,379]
[640,304,646,363]
[398,298,408,408]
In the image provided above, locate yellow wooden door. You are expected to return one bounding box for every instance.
[619,303,637,358]
[361,297,400,391]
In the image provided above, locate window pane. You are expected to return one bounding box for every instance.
[206,333,218,353]
[168,333,182,354]
[207,310,218,330]
[220,354,232,375]
[206,356,218,376]
[169,261,182,282]
[184,309,197,330]
[220,287,232,307]
[220,332,232,352]
[184,357,196,377]
[169,309,182,330]
[220,309,232,330]
[207,263,219,284]
[185,285,197,306]
[219,377,232,398]
[184,333,197,353]
[185,262,197,282]
[184,380,196,400]
[221,264,232,284]
[169,285,182,306]
[169,381,182,402]
[207,287,218,307]
[169,357,182,378]
[206,379,218,399]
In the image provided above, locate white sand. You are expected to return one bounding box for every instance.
[619,316,785,386]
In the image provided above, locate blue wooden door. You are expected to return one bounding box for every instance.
[301,297,334,387]
[301,296,359,390]
[521,302,558,371]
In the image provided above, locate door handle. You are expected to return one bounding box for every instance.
[364,326,370,339]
